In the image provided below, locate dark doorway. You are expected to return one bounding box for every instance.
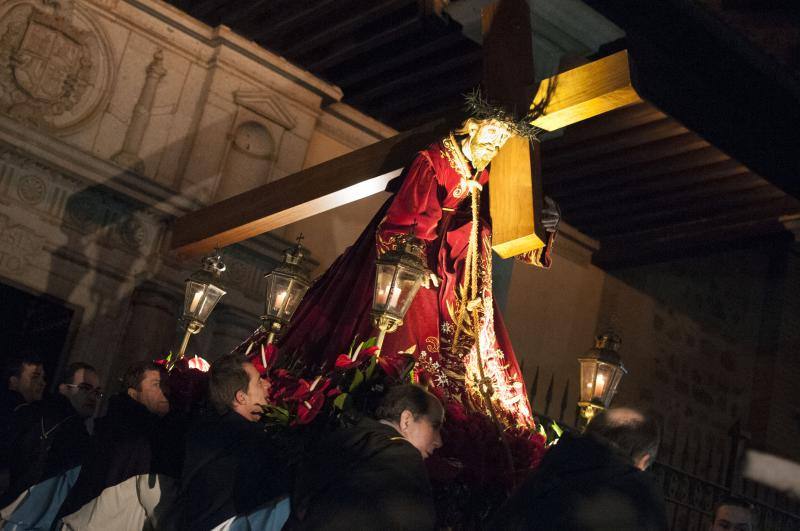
[0,282,77,391]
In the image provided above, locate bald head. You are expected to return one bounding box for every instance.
[605,407,645,425]
[585,407,660,471]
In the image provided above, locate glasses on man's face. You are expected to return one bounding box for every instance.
[64,383,103,398]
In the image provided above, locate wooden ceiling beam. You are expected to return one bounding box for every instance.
[544,133,710,183]
[545,145,729,196]
[555,159,746,209]
[565,171,762,223]
[307,17,424,72]
[242,0,341,42]
[284,0,415,59]
[348,49,482,105]
[586,0,800,200]
[375,70,482,119]
[221,0,279,27]
[189,0,229,19]
[583,184,783,235]
[389,100,464,131]
[592,219,791,268]
[543,103,665,150]
[335,30,464,88]
[588,196,800,240]
[542,117,684,166]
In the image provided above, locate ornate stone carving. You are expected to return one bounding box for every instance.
[17,173,46,204]
[234,90,297,130]
[0,149,158,254]
[0,0,114,134]
[112,49,167,174]
[117,215,147,250]
[0,212,47,275]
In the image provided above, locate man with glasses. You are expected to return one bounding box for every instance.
[1,362,99,527]
[58,361,182,531]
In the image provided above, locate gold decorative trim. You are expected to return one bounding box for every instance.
[441,133,473,198]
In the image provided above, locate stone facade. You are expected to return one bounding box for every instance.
[1,0,796,478]
[0,0,393,390]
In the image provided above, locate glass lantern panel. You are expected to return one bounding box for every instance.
[595,362,616,406]
[266,273,293,318]
[391,266,424,318]
[607,366,625,404]
[282,279,310,320]
[183,280,207,320]
[195,283,225,324]
[374,263,399,312]
[579,359,598,403]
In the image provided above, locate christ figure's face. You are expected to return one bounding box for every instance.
[461,118,513,171]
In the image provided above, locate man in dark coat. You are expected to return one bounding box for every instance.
[490,407,668,531]
[0,354,46,494]
[287,384,444,531]
[57,361,181,530]
[177,353,289,530]
[1,362,96,508]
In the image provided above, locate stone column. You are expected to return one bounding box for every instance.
[112,50,167,174]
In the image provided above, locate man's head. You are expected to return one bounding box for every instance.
[584,407,660,471]
[122,361,169,417]
[58,362,100,418]
[711,497,753,531]
[456,118,513,171]
[208,354,269,421]
[375,384,444,459]
[4,353,46,403]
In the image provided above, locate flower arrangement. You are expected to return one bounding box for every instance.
[240,335,415,429]
[233,333,559,528]
[154,353,211,412]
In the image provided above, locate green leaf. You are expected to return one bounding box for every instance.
[550,421,564,438]
[349,369,365,392]
[365,355,378,380]
[333,392,349,410]
[363,337,378,348]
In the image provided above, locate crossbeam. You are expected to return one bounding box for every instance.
[172,118,452,257]
[171,51,640,257]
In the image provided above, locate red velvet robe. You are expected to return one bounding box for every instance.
[274,135,553,428]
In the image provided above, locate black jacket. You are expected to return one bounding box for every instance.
[56,393,183,518]
[0,390,27,473]
[287,417,436,531]
[489,432,668,531]
[177,409,290,530]
[1,393,89,506]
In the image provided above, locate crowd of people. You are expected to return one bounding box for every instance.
[1,353,755,530]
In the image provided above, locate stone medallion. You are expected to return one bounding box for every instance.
[17,173,46,204]
[0,0,114,134]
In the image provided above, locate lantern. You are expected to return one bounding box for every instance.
[262,237,311,344]
[372,232,429,348]
[577,332,627,427]
[177,251,226,362]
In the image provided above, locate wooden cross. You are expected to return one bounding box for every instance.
[171,1,640,258]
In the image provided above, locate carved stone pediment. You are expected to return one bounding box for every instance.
[234,90,297,131]
[0,0,114,134]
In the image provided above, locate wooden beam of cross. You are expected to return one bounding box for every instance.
[171,11,640,257]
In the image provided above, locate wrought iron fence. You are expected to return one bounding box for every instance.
[652,462,800,531]
[532,407,800,530]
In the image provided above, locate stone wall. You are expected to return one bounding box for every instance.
[0,0,392,391]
